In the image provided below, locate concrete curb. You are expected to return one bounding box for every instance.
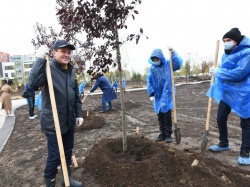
[0,99,27,154]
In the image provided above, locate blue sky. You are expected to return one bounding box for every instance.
[1,0,250,73]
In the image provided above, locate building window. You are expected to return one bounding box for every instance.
[5,73,8,77]
[16,72,22,77]
[11,73,15,77]
[24,72,30,76]
[15,64,22,71]
[5,66,14,70]
[24,64,33,68]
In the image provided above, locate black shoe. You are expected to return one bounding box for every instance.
[107,108,115,111]
[218,142,229,147]
[240,151,250,158]
[165,136,172,143]
[156,133,166,142]
[44,177,56,187]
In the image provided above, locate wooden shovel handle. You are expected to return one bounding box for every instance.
[205,40,220,131]
[169,50,177,123]
[46,55,70,187]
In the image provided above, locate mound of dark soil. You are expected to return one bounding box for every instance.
[82,136,250,187]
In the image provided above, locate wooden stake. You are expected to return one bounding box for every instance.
[72,155,78,168]
[135,127,139,134]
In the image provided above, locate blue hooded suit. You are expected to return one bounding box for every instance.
[207,36,250,119]
[147,49,183,114]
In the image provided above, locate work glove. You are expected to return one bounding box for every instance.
[36,45,49,59]
[76,117,84,127]
[209,66,217,75]
[150,96,155,102]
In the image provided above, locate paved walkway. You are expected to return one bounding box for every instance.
[0,98,27,153]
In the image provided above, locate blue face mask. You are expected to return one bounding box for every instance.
[224,41,236,50]
[154,60,161,66]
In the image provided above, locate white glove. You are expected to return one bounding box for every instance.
[87,91,91,94]
[76,117,84,127]
[36,45,49,59]
[209,66,217,75]
[167,46,174,52]
[150,96,155,101]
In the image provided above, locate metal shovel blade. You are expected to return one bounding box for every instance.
[201,131,209,156]
[174,125,181,144]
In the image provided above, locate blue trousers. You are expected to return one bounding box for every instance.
[27,97,35,117]
[217,100,250,153]
[102,101,112,111]
[44,130,74,178]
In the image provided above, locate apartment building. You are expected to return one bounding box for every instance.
[0,54,35,86]
[0,51,10,62]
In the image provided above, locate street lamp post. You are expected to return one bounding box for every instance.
[188,53,191,80]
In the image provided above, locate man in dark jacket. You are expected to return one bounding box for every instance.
[24,83,37,119]
[28,40,83,187]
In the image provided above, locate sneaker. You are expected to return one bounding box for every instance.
[209,143,230,152]
[29,116,36,119]
[34,115,38,118]
[107,108,115,111]
[156,133,166,142]
[165,136,172,143]
[9,114,14,117]
[99,110,106,113]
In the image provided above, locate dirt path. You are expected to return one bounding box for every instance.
[1,81,250,187]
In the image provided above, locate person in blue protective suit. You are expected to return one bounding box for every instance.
[79,81,86,97]
[147,48,183,143]
[88,68,117,113]
[35,91,42,111]
[112,81,118,94]
[207,28,250,165]
[122,78,126,92]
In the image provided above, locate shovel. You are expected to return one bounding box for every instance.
[82,93,89,103]
[169,50,181,144]
[201,40,220,156]
[46,55,70,187]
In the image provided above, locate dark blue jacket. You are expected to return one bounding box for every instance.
[24,84,36,98]
[28,58,83,134]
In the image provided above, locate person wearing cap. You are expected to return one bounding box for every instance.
[87,67,117,113]
[28,40,84,186]
[147,47,183,143]
[207,28,250,165]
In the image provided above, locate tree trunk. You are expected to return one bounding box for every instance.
[115,24,127,152]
